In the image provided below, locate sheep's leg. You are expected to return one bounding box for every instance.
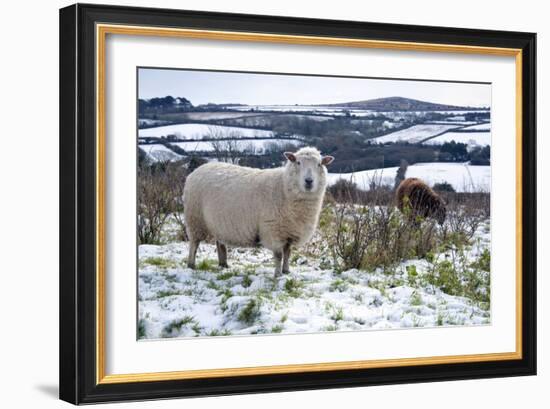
[216,241,229,268]
[187,239,200,269]
[273,250,283,278]
[282,243,291,275]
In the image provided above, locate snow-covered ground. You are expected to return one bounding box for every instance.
[138,220,490,340]
[138,123,275,139]
[140,144,182,162]
[171,138,303,153]
[423,131,491,148]
[328,162,490,192]
[371,124,461,144]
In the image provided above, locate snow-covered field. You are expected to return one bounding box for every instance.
[138,123,275,139]
[371,124,461,144]
[423,131,491,148]
[140,144,182,162]
[138,219,490,340]
[171,138,303,153]
[328,162,490,192]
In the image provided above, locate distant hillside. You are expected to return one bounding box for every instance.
[323,96,486,111]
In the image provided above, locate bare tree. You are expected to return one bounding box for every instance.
[394,159,409,190]
[208,127,242,163]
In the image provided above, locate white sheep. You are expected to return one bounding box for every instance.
[183,147,334,277]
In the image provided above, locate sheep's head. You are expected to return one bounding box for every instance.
[283,147,334,195]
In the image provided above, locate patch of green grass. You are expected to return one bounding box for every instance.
[323,324,338,332]
[191,322,203,335]
[283,278,303,297]
[196,258,218,271]
[410,291,423,306]
[406,265,418,286]
[218,289,233,312]
[217,271,237,280]
[331,307,345,323]
[156,289,182,298]
[206,329,232,337]
[470,249,490,272]
[280,313,288,323]
[161,316,195,337]
[271,324,284,333]
[329,278,349,293]
[479,301,490,311]
[255,287,275,302]
[137,319,146,339]
[424,245,490,306]
[369,281,388,298]
[242,275,253,288]
[142,257,177,268]
[206,280,220,290]
[425,251,436,263]
[427,259,462,296]
[238,299,261,325]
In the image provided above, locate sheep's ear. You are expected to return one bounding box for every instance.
[284,152,297,162]
[321,156,335,166]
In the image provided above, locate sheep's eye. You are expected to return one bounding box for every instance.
[296,161,301,165]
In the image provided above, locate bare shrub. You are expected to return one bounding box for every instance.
[325,199,440,272]
[441,190,490,243]
[323,178,487,273]
[330,202,373,270]
[328,172,393,207]
[138,161,187,244]
[328,179,362,203]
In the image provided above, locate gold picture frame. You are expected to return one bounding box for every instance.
[60,3,536,404]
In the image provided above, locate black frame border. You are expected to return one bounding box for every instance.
[59,3,536,404]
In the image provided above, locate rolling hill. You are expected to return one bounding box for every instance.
[322,96,486,112]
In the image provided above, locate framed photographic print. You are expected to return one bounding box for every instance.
[59,3,536,405]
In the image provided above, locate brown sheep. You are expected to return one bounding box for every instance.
[396,178,446,225]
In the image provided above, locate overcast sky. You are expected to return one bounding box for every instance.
[138,68,491,108]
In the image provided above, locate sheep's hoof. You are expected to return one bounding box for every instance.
[219,262,229,268]
[282,269,290,275]
[187,263,195,269]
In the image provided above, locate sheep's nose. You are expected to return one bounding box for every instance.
[305,178,313,188]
